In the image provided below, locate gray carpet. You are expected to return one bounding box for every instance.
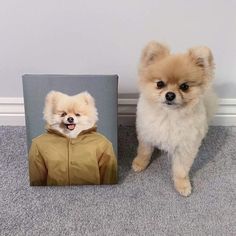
[0,126,235,236]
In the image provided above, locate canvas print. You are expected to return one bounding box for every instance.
[28,90,117,186]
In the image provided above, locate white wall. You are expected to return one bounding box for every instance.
[0,0,236,97]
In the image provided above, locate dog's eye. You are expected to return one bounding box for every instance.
[179,83,189,91]
[156,81,165,89]
[75,113,80,117]
[61,112,67,117]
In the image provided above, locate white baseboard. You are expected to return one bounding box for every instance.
[0,98,25,126]
[0,96,236,126]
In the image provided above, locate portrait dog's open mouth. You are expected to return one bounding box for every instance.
[64,124,76,131]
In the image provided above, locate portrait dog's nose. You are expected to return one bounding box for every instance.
[67,117,74,123]
[165,92,176,101]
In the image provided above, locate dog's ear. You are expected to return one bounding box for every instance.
[188,46,214,70]
[43,90,62,122]
[140,41,170,67]
[44,90,63,107]
[79,91,95,106]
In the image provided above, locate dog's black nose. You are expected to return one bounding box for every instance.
[165,92,176,101]
[67,117,74,123]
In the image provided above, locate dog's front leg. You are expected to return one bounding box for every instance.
[172,147,198,197]
[132,142,154,172]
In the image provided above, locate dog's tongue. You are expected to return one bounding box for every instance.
[67,124,76,130]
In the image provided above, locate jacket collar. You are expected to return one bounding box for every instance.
[46,125,97,138]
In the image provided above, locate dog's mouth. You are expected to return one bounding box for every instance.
[64,124,76,131]
[165,101,176,106]
[163,101,182,108]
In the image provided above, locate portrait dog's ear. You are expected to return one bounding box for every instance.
[43,91,63,122]
[79,91,95,106]
[140,41,170,67]
[188,46,214,70]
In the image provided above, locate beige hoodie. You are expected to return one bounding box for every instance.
[29,127,117,186]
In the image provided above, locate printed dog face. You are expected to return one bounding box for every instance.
[43,91,98,138]
[139,42,214,109]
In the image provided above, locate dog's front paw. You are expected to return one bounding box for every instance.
[174,177,192,197]
[132,156,150,172]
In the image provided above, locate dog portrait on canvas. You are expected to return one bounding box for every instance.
[28,91,117,186]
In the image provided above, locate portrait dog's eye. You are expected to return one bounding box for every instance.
[156,81,165,89]
[75,113,80,117]
[61,112,67,117]
[179,83,189,92]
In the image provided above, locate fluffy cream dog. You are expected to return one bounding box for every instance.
[43,91,98,138]
[132,41,217,196]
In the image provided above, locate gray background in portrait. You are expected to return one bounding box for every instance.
[22,74,118,155]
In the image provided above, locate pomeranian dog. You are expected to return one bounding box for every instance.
[43,91,98,138]
[132,41,217,196]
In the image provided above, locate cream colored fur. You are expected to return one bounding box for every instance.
[43,91,98,138]
[132,41,217,197]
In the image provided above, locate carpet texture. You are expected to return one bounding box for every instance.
[0,126,235,236]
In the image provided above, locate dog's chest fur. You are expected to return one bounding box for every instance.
[136,96,208,153]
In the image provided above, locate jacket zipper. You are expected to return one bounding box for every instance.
[68,139,70,185]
